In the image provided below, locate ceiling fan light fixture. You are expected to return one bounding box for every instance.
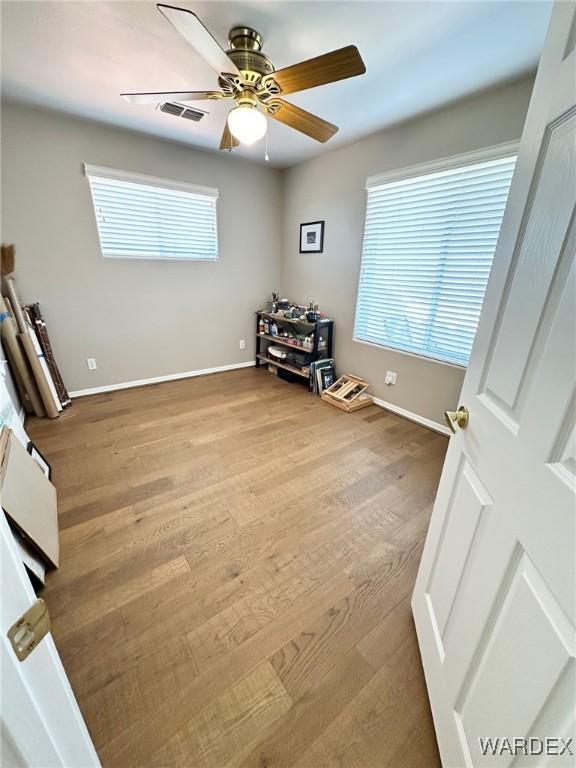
[227,105,267,145]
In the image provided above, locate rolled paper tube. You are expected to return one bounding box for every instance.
[19,333,59,419]
[0,297,45,417]
[5,277,27,334]
[6,353,34,414]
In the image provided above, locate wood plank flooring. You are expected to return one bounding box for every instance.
[27,368,447,768]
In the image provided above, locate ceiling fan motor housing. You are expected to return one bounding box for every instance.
[225,26,274,80]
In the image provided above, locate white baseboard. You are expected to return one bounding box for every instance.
[372,395,451,437]
[69,361,256,398]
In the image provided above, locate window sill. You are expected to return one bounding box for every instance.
[352,336,467,370]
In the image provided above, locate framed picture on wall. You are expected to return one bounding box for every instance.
[299,221,324,253]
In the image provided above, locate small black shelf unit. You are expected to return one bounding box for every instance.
[255,311,334,382]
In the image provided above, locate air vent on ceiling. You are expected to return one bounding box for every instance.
[159,102,207,122]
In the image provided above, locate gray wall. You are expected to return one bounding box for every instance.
[1,102,282,392]
[281,76,534,424]
[1,77,533,419]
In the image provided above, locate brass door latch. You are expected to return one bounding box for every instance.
[8,599,50,661]
[444,405,470,435]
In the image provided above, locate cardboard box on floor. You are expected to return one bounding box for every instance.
[0,427,59,568]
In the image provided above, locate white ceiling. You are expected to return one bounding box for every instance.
[1,1,551,168]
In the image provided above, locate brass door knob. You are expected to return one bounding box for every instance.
[444,405,469,434]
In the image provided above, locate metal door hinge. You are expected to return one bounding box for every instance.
[8,599,50,661]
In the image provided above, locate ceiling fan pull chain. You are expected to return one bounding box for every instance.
[265,129,270,163]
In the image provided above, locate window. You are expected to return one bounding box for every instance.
[354,146,517,366]
[84,164,218,261]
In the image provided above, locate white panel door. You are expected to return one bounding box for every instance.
[412,3,576,766]
[0,507,100,767]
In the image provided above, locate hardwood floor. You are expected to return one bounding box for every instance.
[27,368,447,768]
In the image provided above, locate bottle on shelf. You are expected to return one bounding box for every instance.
[258,318,265,335]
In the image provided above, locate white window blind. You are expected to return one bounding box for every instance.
[354,151,517,366]
[84,164,218,261]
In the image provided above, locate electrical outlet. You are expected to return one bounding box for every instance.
[385,370,397,385]
[239,339,246,350]
[86,358,97,371]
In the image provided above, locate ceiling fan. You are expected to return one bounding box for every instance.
[122,4,366,150]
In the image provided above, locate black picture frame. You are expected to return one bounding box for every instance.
[320,368,336,391]
[26,441,52,480]
[299,221,325,253]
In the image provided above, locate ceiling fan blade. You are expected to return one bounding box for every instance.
[157,4,240,76]
[268,100,338,143]
[122,90,225,104]
[219,120,240,151]
[263,45,365,97]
